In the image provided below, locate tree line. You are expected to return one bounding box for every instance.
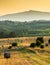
[0,20,50,38]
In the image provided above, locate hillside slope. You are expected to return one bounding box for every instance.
[0,10,50,21]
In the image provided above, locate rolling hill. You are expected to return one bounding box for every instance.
[0,10,50,21]
[0,20,50,38]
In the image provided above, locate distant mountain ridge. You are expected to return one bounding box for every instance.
[0,10,50,21]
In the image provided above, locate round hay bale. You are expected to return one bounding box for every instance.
[4,52,10,59]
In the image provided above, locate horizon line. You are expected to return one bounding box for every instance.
[0,10,50,16]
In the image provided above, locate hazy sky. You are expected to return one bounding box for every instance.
[0,0,50,15]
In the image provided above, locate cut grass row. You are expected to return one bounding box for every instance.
[0,46,50,65]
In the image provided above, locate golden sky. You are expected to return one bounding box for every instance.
[0,0,50,15]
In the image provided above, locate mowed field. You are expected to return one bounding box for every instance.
[0,36,50,65]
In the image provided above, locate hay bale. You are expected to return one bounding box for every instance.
[4,52,10,58]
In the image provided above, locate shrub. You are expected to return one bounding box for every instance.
[45,43,48,47]
[36,40,41,47]
[48,39,50,44]
[36,37,44,43]
[30,43,36,48]
[12,42,17,47]
[40,44,44,49]
[2,45,4,48]
[8,46,12,49]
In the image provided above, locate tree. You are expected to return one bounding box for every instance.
[36,40,41,47]
[30,43,36,48]
[48,39,50,44]
[8,32,17,38]
[0,31,8,38]
[12,42,17,47]
[36,37,44,43]
[40,44,44,49]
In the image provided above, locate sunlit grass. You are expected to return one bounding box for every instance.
[0,37,50,65]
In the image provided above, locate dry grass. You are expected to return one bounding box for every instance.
[0,36,50,65]
[0,50,50,65]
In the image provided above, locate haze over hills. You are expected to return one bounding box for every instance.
[0,10,50,21]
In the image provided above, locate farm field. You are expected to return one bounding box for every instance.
[0,36,50,65]
[0,47,50,65]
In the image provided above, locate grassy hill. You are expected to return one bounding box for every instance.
[0,20,50,38]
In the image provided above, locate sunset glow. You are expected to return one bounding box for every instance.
[0,0,50,15]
